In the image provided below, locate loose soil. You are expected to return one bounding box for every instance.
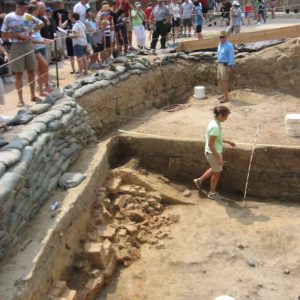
[97,168,300,300]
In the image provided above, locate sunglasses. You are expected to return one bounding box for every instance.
[219,36,225,38]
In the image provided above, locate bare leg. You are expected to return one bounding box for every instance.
[15,72,24,106]
[69,56,75,72]
[220,79,229,100]
[27,70,36,101]
[210,171,221,193]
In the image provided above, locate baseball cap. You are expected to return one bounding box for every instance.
[232,0,240,6]
[17,0,29,5]
[46,7,53,13]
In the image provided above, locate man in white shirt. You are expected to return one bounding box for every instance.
[181,0,193,37]
[73,0,90,23]
[1,0,44,106]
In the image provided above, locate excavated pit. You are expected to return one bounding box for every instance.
[1,39,300,300]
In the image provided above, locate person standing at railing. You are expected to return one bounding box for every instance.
[1,0,44,107]
[269,0,276,19]
[244,0,253,25]
[150,0,170,52]
[28,5,54,98]
[257,0,266,24]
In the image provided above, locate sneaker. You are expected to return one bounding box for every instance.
[193,178,202,190]
[187,34,191,37]
[150,49,156,54]
[100,61,108,68]
[207,192,223,201]
[91,63,99,69]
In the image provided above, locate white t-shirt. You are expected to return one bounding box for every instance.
[1,12,42,43]
[72,21,87,46]
[170,3,181,19]
[181,2,194,19]
[73,2,90,23]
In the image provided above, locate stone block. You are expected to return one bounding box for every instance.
[114,197,126,209]
[99,226,116,239]
[61,289,77,300]
[124,224,138,235]
[107,177,122,194]
[117,228,127,236]
[84,275,104,298]
[53,281,67,291]
[103,255,117,284]
[84,243,106,269]
[119,185,138,196]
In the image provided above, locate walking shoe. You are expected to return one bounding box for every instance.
[193,178,202,190]
[207,192,223,201]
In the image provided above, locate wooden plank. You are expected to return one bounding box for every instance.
[177,24,300,51]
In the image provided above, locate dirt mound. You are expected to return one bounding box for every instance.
[235,38,300,96]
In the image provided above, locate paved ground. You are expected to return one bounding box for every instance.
[0,16,299,119]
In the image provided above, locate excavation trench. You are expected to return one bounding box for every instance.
[1,40,300,300]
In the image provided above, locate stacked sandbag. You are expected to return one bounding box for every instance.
[0,98,96,256]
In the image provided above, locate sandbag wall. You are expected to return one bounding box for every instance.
[0,99,96,256]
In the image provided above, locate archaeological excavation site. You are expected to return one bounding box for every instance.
[0,36,300,300]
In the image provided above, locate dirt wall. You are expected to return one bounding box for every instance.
[115,135,300,201]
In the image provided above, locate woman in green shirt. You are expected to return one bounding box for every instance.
[194,106,235,200]
[131,1,146,52]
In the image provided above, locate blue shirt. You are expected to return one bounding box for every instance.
[217,40,235,66]
[194,5,203,26]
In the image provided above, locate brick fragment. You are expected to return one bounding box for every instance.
[84,275,104,298]
[61,288,77,300]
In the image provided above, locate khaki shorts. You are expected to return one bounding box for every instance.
[205,153,223,172]
[125,20,133,32]
[11,42,36,73]
[217,63,229,81]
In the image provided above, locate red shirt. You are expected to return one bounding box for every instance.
[145,6,153,23]
[116,0,131,17]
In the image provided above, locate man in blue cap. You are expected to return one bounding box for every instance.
[216,30,234,103]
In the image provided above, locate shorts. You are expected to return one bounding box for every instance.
[93,43,104,53]
[125,20,133,32]
[195,25,202,33]
[34,47,46,57]
[183,18,192,27]
[172,18,180,27]
[205,153,223,172]
[11,42,35,73]
[217,63,230,80]
[73,44,87,57]
[104,35,111,49]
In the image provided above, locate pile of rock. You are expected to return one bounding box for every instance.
[49,177,179,299]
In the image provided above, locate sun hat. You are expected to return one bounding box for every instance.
[134,1,142,6]
[232,0,240,6]
[219,30,227,37]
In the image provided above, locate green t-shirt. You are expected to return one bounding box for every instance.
[205,119,223,154]
[131,9,144,26]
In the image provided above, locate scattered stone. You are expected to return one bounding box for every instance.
[284,269,290,274]
[247,258,256,267]
[155,242,165,250]
[182,189,191,197]
[237,243,247,250]
[107,177,122,194]
[99,226,116,239]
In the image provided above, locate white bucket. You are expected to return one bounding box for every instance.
[193,86,205,99]
[215,296,236,300]
[285,113,300,137]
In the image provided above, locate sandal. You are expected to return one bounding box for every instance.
[31,96,42,103]
[17,100,25,107]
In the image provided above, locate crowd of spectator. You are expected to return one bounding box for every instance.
[0,0,278,108]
